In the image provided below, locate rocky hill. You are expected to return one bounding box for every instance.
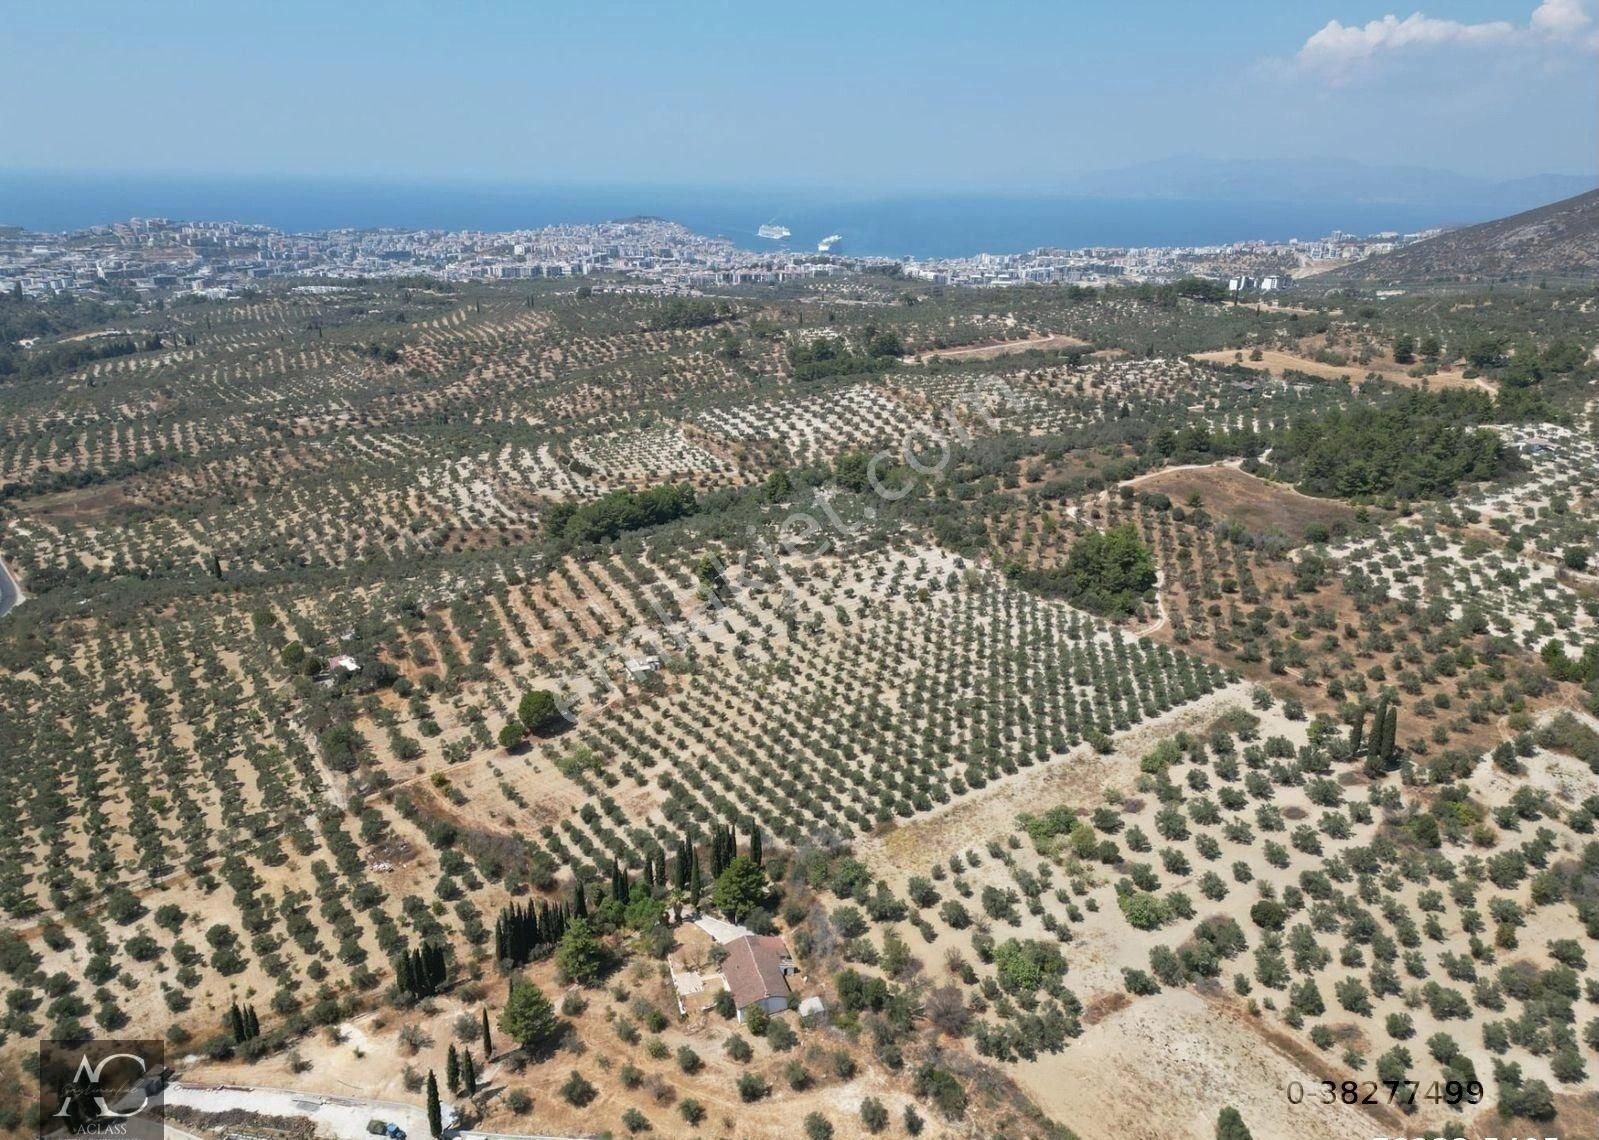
[1322,186,1599,285]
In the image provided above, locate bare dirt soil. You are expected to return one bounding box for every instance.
[1130,464,1366,543]
[908,334,1090,363]
[1193,349,1488,392]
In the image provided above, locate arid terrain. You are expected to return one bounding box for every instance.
[2,270,1597,1140]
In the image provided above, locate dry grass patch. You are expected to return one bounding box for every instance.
[907,333,1090,363]
[1193,348,1489,392]
[1132,464,1367,544]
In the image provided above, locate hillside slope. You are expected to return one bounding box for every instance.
[1323,186,1599,285]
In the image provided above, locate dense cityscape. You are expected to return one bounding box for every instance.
[0,214,1441,302]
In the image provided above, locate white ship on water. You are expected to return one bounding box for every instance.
[817,233,842,252]
[757,222,791,240]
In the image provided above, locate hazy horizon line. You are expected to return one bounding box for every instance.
[5,160,1596,201]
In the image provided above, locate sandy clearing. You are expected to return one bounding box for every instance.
[906,333,1090,363]
[1129,463,1367,542]
[1193,349,1490,392]
[1017,989,1391,1140]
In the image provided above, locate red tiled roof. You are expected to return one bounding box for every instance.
[721,934,790,1009]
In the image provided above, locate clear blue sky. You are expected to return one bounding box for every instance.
[3,0,1593,187]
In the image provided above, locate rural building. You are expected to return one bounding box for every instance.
[720,934,795,1020]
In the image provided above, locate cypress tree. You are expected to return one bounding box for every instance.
[243,1005,260,1041]
[461,1050,476,1095]
[480,1006,493,1057]
[494,902,581,970]
[1349,709,1366,756]
[228,1001,246,1043]
[425,1071,442,1139]
[424,943,446,993]
[446,1043,460,1094]
[574,881,588,918]
[1367,697,1389,764]
[674,836,691,891]
[1381,704,1399,761]
[748,827,762,867]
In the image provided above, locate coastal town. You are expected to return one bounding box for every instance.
[0,214,1439,302]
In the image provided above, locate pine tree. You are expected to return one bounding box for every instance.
[446,1043,461,1094]
[425,1071,443,1139]
[1215,1106,1253,1140]
[499,976,560,1050]
[480,1006,493,1058]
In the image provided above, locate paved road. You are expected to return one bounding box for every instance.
[0,552,19,617]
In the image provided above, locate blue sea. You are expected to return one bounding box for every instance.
[0,171,1500,260]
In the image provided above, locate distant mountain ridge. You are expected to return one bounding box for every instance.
[1061,157,1594,220]
[1318,188,1599,285]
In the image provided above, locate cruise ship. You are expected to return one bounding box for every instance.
[756,222,791,240]
[817,233,842,252]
